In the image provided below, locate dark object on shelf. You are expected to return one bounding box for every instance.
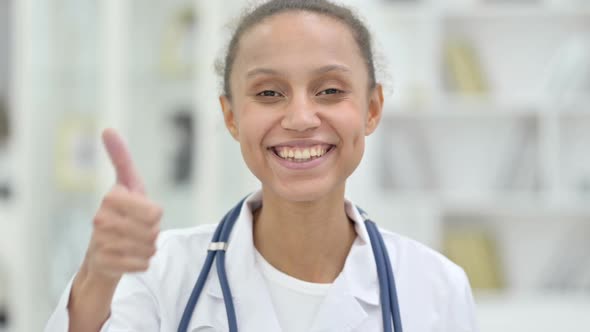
[0,306,8,327]
[0,0,11,146]
[0,182,10,200]
[0,97,9,145]
[168,110,194,186]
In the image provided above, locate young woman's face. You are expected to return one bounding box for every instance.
[221,12,383,202]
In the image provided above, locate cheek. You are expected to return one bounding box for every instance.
[236,105,276,160]
[329,103,368,144]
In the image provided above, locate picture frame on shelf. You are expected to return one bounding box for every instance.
[159,4,198,80]
[54,115,98,193]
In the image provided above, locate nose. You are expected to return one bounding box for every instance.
[281,94,321,132]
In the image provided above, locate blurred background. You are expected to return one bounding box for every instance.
[1,0,590,330]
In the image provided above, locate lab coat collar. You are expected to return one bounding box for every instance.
[198,191,282,331]
[206,191,262,300]
[342,200,381,306]
[205,189,380,311]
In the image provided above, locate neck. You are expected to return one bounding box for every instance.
[253,186,357,283]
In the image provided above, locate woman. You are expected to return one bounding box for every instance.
[46,0,477,331]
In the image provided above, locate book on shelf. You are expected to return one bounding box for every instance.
[443,38,489,96]
[443,226,504,290]
[159,6,197,80]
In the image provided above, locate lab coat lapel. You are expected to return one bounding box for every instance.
[308,271,368,332]
[309,201,381,332]
[199,192,282,331]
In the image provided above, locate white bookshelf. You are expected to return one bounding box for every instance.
[356,1,590,331]
[3,0,590,331]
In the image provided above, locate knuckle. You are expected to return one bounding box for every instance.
[140,261,150,270]
[103,185,127,206]
[102,194,117,209]
[93,210,117,229]
[95,239,111,253]
[94,215,115,233]
[148,204,163,221]
[92,212,104,227]
[149,226,160,242]
[149,245,157,256]
[131,259,150,272]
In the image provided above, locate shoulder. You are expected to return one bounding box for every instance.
[378,228,478,330]
[129,224,219,292]
[378,227,470,290]
[154,223,218,255]
[156,223,218,246]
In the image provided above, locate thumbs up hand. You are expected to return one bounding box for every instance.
[67,128,163,331]
[84,128,162,281]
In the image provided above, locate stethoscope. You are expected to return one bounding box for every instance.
[178,197,403,332]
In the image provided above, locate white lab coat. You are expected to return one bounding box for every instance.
[45,191,478,332]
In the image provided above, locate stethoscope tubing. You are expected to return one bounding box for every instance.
[178,199,403,332]
[177,198,245,332]
[373,221,403,332]
[366,219,403,332]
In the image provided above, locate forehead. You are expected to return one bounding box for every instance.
[233,11,366,79]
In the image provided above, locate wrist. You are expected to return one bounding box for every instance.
[68,261,120,323]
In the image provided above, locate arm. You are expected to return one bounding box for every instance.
[45,129,162,332]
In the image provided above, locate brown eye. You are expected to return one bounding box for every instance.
[257,90,283,97]
[317,88,343,96]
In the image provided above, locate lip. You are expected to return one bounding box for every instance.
[269,139,335,148]
[268,144,336,170]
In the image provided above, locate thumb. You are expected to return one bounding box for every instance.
[102,128,145,194]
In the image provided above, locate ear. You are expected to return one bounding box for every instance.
[220,95,239,141]
[365,84,384,136]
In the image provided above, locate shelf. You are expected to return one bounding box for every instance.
[476,292,590,331]
[385,107,540,118]
[442,5,590,20]
[558,110,590,118]
[377,187,590,219]
[442,198,590,219]
[372,2,435,19]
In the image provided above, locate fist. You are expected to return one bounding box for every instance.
[86,185,162,278]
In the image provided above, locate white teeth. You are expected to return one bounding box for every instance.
[274,145,331,162]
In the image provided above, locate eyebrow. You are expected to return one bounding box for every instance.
[245,64,351,79]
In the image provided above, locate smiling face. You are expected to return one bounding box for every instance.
[220,11,383,203]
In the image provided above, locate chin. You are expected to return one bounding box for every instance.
[267,177,346,203]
